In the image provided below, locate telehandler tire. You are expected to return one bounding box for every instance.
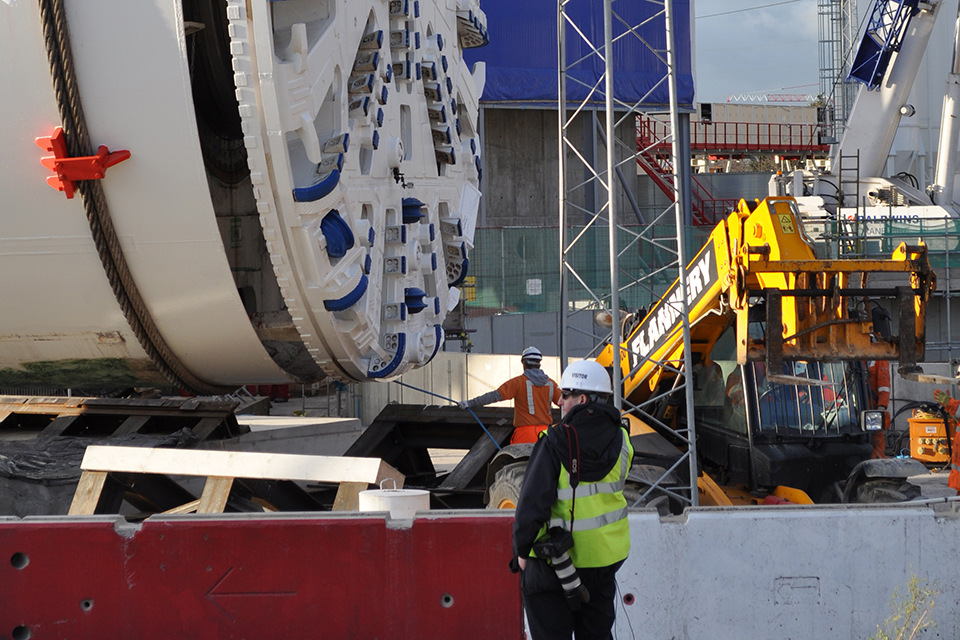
[487,462,527,509]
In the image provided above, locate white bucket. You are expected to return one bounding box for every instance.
[358,485,429,519]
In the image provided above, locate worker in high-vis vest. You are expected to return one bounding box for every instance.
[512,360,633,639]
[932,388,960,495]
[459,346,562,444]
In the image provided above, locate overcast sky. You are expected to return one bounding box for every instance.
[694,0,822,104]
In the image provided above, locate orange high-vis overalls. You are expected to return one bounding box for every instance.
[950,436,960,494]
[496,374,562,444]
[869,360,891,458]
[940,397,960,495]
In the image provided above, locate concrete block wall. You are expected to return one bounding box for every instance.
[480,107,658,228]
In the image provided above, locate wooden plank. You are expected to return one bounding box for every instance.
[439,425,514,490]
[112,472,197,513]
[68,471,108,515]
[191,417,223,440]
[0,410,11,425]
[162,500,200,515]
[39,414,81,437]
[250,497,279,512]
[237,479,322,512]
[0,396,238,418]
[375,461,405,489]
[113,415,150,436]
[332,481,367,511]
[197,477,234,513]
[79,446,404,486]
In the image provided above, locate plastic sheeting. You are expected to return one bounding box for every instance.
[0,430,199,484]
[464,0,694,106]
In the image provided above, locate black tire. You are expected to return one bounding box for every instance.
[487,462,527,509]
[852,479,922,504]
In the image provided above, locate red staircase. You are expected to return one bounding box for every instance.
[635,117,737,225]
[636,115,830,225]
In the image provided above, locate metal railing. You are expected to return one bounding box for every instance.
[638,116,830,154]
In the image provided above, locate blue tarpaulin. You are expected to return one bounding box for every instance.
[464,0,694,107]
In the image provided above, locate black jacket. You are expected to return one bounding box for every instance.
[512,401,625,559]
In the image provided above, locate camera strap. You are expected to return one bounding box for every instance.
[563,423,581,532]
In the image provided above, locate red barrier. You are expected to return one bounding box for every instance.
[0,513,522,638]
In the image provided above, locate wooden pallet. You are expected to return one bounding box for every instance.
[69,445,404,516]
[0,395,243,441]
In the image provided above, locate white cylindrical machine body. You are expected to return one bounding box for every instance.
[0,0,487,389]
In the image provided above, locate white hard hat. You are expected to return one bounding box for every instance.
[560,360,612,395]
[521,346,543,362]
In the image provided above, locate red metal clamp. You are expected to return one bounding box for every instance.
[36,127,131,199]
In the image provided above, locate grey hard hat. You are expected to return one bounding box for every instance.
[521,346,543,362]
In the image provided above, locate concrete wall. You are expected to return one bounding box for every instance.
[480,107,671,228]
[359,352,563,425]
[481,108,560,228]
[696,103,820,125]
[688,171,773,202]
[461,310,603,358]
[479,105,794,229]
[616,502,960,639]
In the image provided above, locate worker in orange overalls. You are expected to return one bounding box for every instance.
[932,388,960,495]
[459,347,562,444]
[868,360,891,458]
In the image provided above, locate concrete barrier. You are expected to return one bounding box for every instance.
[615,503,960,639]
[2,504,958,637]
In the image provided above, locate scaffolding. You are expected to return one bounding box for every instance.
[818,0,859,137]
[557,0,700,507]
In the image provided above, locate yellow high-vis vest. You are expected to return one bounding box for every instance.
[532,427,633,568]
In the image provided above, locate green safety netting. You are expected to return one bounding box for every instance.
[812,218,960,268]
[466,225,712,314]
[465,218,960,314]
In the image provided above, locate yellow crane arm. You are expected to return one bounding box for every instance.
[598,196,935,405]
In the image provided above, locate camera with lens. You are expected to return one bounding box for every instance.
[532,527,590,610]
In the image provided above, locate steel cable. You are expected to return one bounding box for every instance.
[392,380,503,451]
[37,0,233,394]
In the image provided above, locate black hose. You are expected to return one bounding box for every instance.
[891,400,953,460]
[894,172,919,189]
